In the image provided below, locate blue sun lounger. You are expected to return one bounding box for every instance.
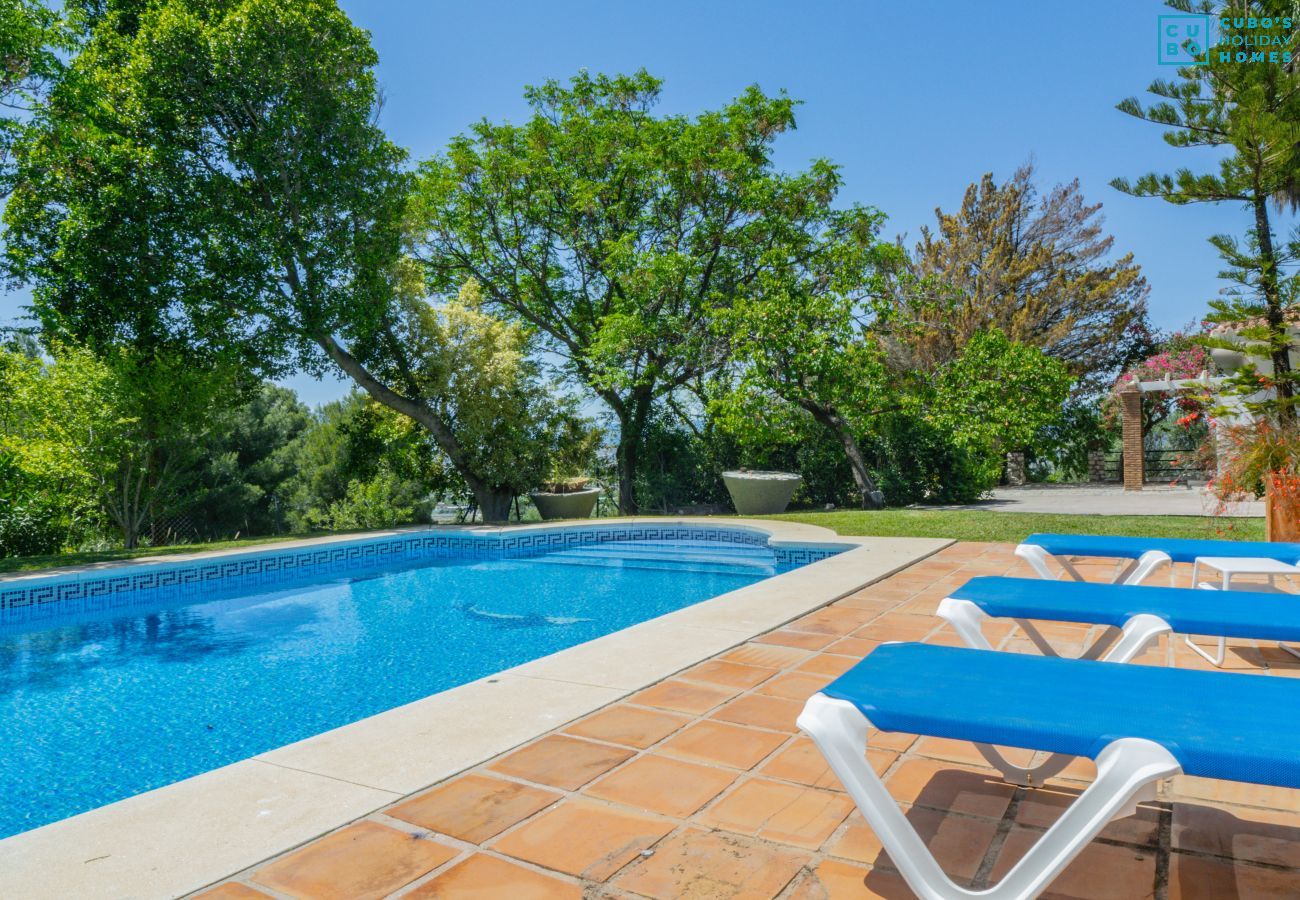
[937,575,1300,665]
[799,643,1300,900]
[1016,532,1300,585]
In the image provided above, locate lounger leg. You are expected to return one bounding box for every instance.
[973,743,1076,788]
[1099,615,1172,663]
[935,599,996,651]
[1015,544,1080,581]
[937,603,1170,666]
[1183,634,1227,667]
[798,694,1181,900]
[1117,551,1173,586]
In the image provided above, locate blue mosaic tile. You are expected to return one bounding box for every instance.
[0,525,846,627]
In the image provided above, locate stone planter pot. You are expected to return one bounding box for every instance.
[1212,327,1300,376]
[529,487,600,521]
[1209,346,1247,373]
[722,470,801,515]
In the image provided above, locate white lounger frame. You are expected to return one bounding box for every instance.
[798,694,1181,900]
[936,598,1171,666]
[1015,543,1172,586]
[934,598,1172,785]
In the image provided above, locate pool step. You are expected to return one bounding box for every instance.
[529,553,776,577]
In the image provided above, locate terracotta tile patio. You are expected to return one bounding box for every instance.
[195,542,1300,899]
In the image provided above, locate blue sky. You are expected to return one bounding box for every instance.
[3,0,1286,405]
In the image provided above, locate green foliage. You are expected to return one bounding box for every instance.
[0,341,239,548]
[0,0,65,194]
[0,453,67,557]
[1033,399,1113,481]
[712,205,902,507]
[926,329,1074,476]
[409,70,872,512]
[186,385,314,538]
[1114,1,1300,418]
[899,162,1151,392]
[4,0,408,371]
[280,392,444,532]
[632,416,732,514]
[384,280,597,507]
[2,0,585,519]
[864,414,993,505]
[303,466,417,533]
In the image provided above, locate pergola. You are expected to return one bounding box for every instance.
[1116,371,1244,491]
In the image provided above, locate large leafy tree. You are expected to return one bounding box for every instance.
[712,209,900,508]
[924,329,1073,483]
[189,384,314,538]
[899,163,1151,391]
[0,0,64,195]
[2,0,559,519]
[1,342,233,548]
[1113,1,1300,418]
[408,71,858,513]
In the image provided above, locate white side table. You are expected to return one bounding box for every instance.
[1188,556,1300,666]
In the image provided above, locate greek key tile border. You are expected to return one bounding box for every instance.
[0,525,845,629]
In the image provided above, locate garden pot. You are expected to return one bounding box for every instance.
[529,487,600,520]
[1212,327,1300,376]
[1209,346,1247,373]
[722,470,801,515]
[1265,479,1300,542]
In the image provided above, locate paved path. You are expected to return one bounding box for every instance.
[939,484,1264,517]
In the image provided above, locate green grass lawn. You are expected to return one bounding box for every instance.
[768,508,1264,543]
[0,509,1266,576]
[0,532,331,575]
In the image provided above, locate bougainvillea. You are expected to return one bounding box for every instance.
[1105,330,1214,434]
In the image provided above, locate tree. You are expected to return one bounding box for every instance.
[712,209,900,508]
[408,71,858,513]
[376,278,596,518]
[1113,1,1300,419]
[0,342,231,548]
[189,384,314,538]
[2,0,564,520]
[925,329,1073,485]
[898,163,1151,391]
[0,0,63,194]
[282,394,447,533]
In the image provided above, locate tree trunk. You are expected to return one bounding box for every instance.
[314,332,520,516]
[616,426,639,515]
[1253,196,1295,418]
[611,389,653,516]
[805,404,884,510]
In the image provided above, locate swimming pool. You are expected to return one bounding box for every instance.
[0,525,843,839]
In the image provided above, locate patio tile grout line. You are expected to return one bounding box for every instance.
[195,546,1300,899]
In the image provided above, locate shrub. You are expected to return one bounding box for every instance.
[0,499,66,558]
[306,467,419,532]
[0,453,69,558]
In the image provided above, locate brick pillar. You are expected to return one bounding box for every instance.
[1005,451,1026,486]
[1087,450,1106,483]
[1119,384,1144,491]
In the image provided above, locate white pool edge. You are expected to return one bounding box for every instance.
[0,518,951,899]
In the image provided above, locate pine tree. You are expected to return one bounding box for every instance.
[900,163,1151,392]
[1113,0,1300,420]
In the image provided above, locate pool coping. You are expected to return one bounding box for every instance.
[0,518,951,899]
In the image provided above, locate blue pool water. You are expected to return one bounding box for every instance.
[0,536,806,838]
